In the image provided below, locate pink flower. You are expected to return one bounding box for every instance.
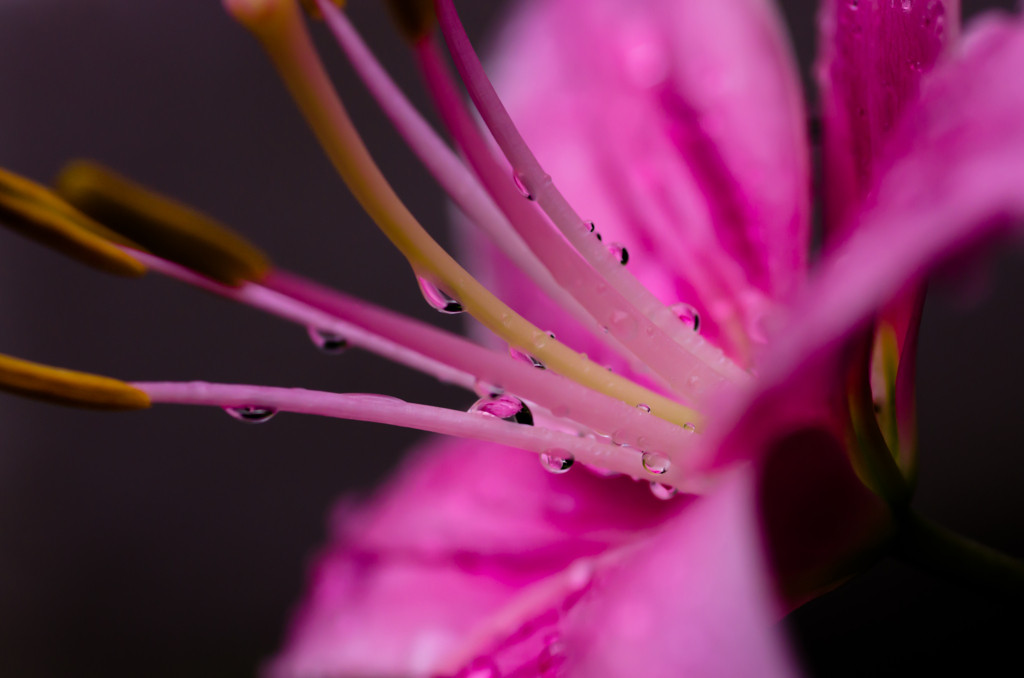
[3,0,1024,676]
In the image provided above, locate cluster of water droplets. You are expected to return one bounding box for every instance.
[417,276,463,314]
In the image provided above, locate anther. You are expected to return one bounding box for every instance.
[0,166,146,277]
[55,160,271,287]
[0,353,151,411]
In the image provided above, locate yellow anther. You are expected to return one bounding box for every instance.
[0,167,147,277]
[0,352,151,410]
[383,0,436,41]
[55,160,271,287]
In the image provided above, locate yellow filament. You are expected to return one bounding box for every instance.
[0,352,151,410]
[224,0,705,430]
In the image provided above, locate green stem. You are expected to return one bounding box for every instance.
[893,511,1024,601]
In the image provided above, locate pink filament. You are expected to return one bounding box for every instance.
[135,380,693,488]
[316,1,619,353]
[126,248,699,461]
[268,270,700,463]
[421,12,746,402]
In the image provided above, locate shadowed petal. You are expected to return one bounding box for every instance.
[816,0,960,238]
[465,0,808,364]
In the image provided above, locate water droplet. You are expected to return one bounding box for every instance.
[225,406,277,424]
[642,452,671,475]
[307,326,348,354]
[649,481,678,500]
[670,302,701,333]
[473,379,504,399]
[901,0,912,10]
[607,242,629,265]
[612,429,629,445]
[540,449,574,474]
[469,393,534,425]
[609,309,638,340]
[547,330,556,339]
[683,422,697,433]
[636,403,650,413]
[509,346,546,370]
[848,0,858,9]
[532,330,549,349]
[585,220,596,233]
[513,171,534,200]
[595,231,603,242]
[417,277,463,314]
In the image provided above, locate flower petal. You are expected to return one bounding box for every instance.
[816,0,959,238]
[712,9,1024,470]
[269,435,687,677]
[563,468,800,678]
[468,0,809,363]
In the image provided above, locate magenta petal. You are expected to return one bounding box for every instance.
[817,0,959,238]
[269,435,686,677]
[719,10,1024,468]
[563,468,800,678]
[473,0,809,362]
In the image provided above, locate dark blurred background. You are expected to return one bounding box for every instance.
[0,0,1020,676]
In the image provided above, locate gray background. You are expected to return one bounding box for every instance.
[0,0,1019,676]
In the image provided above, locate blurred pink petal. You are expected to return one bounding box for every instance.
[464,0,808,364]
[563,468,799,678]
[765,9,1024,406]
[817,0,959,237]
[269,435,688,677]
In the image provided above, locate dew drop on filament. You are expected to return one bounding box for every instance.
[641,452,671,475]
[671,302,701,333]
[225,406,277,424]
[650,481,678,500]
[307,326,349,354]
[417,277,463,314]
[469,393,534,426]
[513,171,534,200]
[636,403,651,413]
[510,346,546,370]
[540,449,575,474]
[607,242,628,264]
[585,220,596,233]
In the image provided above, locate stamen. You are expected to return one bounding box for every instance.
[433,0,750,393]
[415,39,734,403]
[317,5,639,369]
[222,0,703,430]
[130,247,700,457]
[0,166,146,277]
[0,352,150,410]
[135,380,694,488]
[55,160,271,286]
